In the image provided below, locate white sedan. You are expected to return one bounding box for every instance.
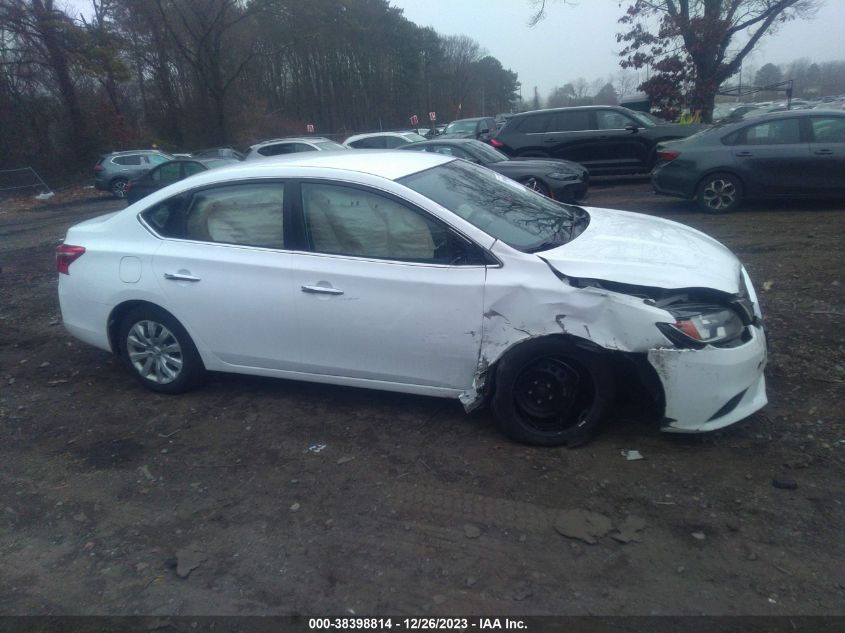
[57,151,767,446]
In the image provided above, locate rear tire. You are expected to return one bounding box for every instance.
[111,178,129,199]
[491,339,614,447]
[696,172,742,213]
[118,306,204,394]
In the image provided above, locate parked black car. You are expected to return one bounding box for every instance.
[491,106,706,175]
[125,158,236,204]
[400,138,588,202]
[440,117,499,142]
[652,110,845,212]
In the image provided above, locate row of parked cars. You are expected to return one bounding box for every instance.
[95,104,845,213]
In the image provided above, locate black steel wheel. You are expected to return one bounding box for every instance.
[491,339,614,446]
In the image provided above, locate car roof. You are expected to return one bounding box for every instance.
[171,150,453,183]
[512,105,627,118]
[344,132,420,142]
[448,117,485,123]
[739,109,844,122]
[106,149,169,156]
[404,138,480,147]
[250,137,333,148]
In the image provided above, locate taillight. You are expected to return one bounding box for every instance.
[94,163,104,172]
[56,244,85,275]
[489,138,504,148]
[657,150,681,161]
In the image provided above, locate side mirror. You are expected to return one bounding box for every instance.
[625,123,640,133]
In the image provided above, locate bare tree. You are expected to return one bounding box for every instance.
[617,0,821,121]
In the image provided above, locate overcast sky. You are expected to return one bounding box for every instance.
[391,0,845,99]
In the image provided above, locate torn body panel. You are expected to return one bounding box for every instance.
[458,242,678,410]
[460,238,768,435]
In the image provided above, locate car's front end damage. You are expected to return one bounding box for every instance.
[460,206,768,435]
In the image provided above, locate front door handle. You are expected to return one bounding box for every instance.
[814,148,834,155]
[301,284,344,295]
[735,151,753,157]
[164,272,201,282]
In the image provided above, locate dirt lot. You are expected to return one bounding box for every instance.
[1,181,843,616]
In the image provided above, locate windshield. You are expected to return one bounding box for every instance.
[444,120,478,134]
[400,133,426,143]
[467,141,508,163]
[399,160,588,252]
[313,140,347,150]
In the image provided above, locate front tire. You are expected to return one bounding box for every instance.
[696,172,742,213]
[118,306,204,394]
[491,339,614,447]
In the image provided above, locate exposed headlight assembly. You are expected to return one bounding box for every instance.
[656,304,745,348]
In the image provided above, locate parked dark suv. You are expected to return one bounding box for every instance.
[491,106,706,175]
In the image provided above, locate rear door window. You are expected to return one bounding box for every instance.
[740,119,801,145]
[152,162,182,183]
[183,162,206,176]
[113,154,141,166]
[185,183,286,248]
[350,137,387,149]
[548,110,591,132]
[258,143,296,156]
[384,136,408,148]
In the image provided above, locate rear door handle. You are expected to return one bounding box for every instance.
[164,272,201,282]
[735,151,753,157]
[814,149,834,155]
[301,284,344,295]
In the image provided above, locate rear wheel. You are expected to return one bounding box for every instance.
[118,306,204,394]
[696,172,742,213]
[491,339,614,446]
[111,178,129,199]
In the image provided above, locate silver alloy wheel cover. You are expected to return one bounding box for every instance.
[127,320,183,384]
[702,178,736,210]
[112,180,128,198]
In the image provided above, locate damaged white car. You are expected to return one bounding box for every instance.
[57,151,767,446]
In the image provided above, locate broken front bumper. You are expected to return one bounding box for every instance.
[649,325,768,433]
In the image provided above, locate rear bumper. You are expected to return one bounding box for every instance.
[649,325,768,433]
[58,277,113,352]
[651,163,697,199]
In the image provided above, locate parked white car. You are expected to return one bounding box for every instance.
[343,131,426,149]
[245,137,347,159]
[57,151,767,446]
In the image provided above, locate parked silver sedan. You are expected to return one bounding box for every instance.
[58,151,767,446]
